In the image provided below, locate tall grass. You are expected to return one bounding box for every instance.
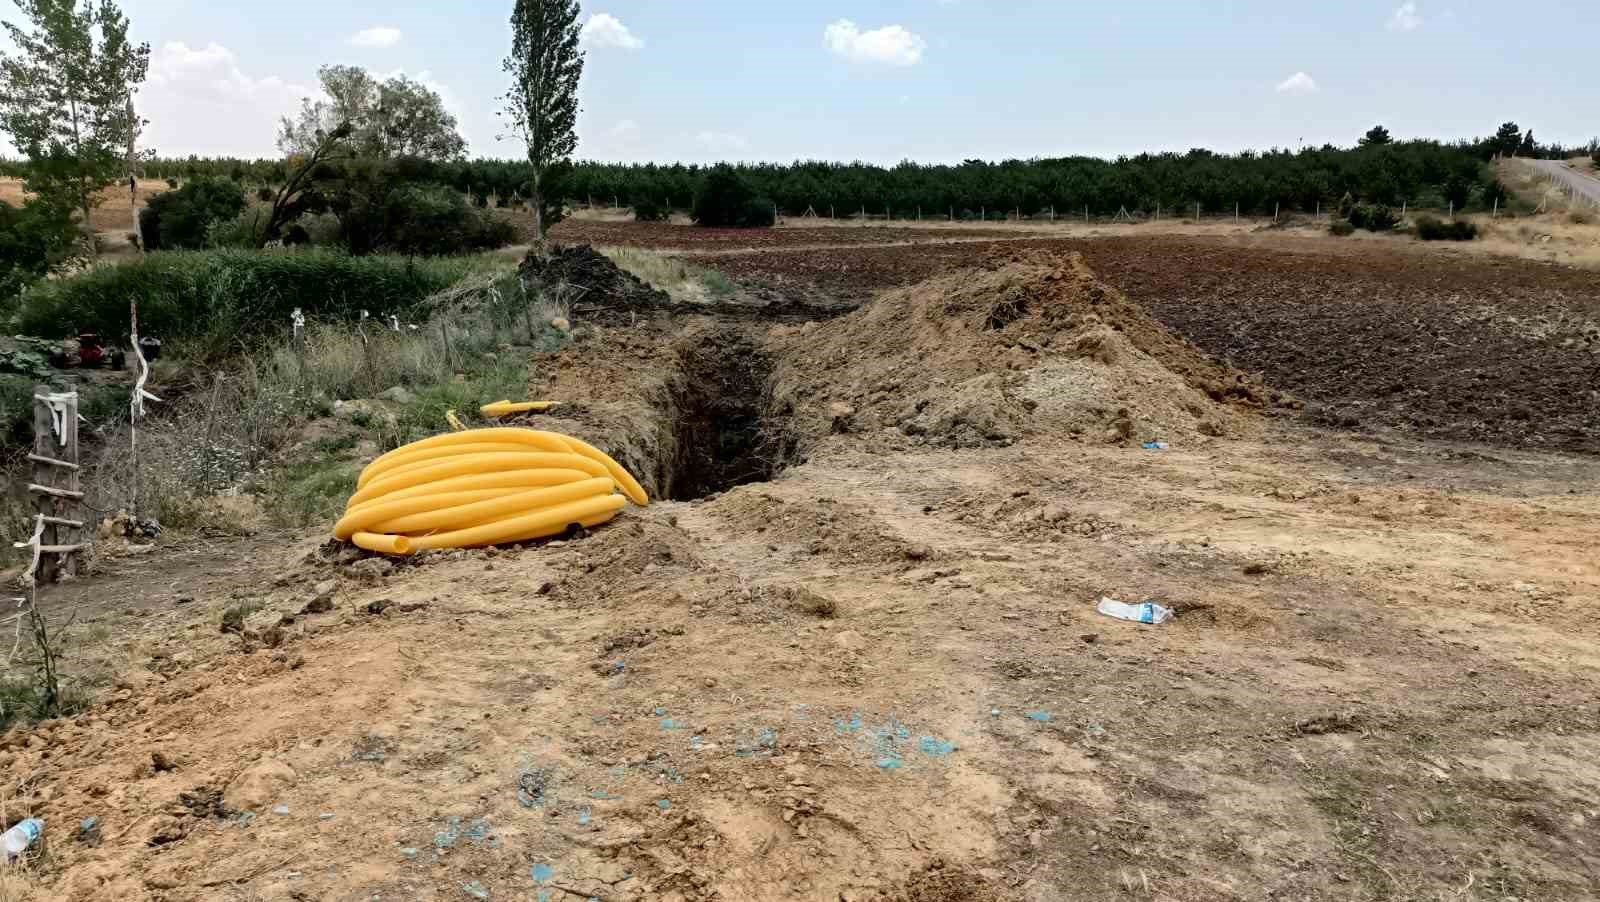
[11,249,477,352]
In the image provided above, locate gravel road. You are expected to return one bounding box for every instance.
[1527,158,1600,207]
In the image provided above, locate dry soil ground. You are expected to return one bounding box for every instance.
[5,221,1600,902]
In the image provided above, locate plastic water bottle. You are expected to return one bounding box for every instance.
[2,818,42,859]
[1097,597,1173,624]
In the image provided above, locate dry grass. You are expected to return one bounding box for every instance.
[0,177,170,234]
[599,246,744,304]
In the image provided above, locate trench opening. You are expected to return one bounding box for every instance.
[662,329,793,501]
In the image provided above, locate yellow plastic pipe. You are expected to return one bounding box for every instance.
[482,400,560,417]
[410,494,627,550]
[366,478,615,537]
[336,488,533,540]
[334,428,648,556]
[348,452,609,507]
[345,469,593,512]
[357,442,555,488]
[353,532,412,555]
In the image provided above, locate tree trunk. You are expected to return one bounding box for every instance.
[531,167,544,239]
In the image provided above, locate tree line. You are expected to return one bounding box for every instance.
[6,124,1590,223]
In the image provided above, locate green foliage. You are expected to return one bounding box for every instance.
[1359,125,1393,147]
[375,183,518,255]
[1493,122,1522,157]
[503,0,584,236]
[0,0,149,224]
[14,249,474,345]
[632,196,669,222]
[1339,195,1400,232]
[0,196,78,297]
[1440,171,1475,210]
[264,456,360,527]
[1414,215,1478,241]
[140,177,247,250]
[205,206,271,249]
[693,166,775,228]
[278,65,467,162]
[1328,220,1356,237]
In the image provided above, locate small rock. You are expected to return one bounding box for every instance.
[271,805,290,816]
[116,667,163,691]
[903,545,934,561]
[223,758,298,812]
[1041,505,1071,524]
[348,557,394,581]
[301,595,335,615]
[832,631,866,653]
[365,598,393,615]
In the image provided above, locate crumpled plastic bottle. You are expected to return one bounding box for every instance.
[1097,597,1173,624]
[2,818,43,859]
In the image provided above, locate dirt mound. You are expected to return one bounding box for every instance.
[771,251,1266,450]
[518,243,674,318]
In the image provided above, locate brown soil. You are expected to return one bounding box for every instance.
[8,239,1600,901]
[697,234,1600,452]
[549,218,1015,250]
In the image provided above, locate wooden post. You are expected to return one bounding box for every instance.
[1493,197,1498,218]
[1274,201,1280,223]
[1235,202,1239,222]
[31,387,83,581]
[1402,201,1407,217]
[1448,201,1454,219]
[1194,202,1200,221]
[440,321,456,373]
[1083,206,1088,223]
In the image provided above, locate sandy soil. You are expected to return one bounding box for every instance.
[4,232,1599,901]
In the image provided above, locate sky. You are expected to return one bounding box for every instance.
[23,0,1598,163]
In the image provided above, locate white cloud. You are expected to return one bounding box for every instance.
[1387,2,1422,31]
[138,41,313,156]
[695,131,749,154]
[349,26,403,48]
[581,13,643,50]
[824,19,925,66]
[1274,71,1318,96]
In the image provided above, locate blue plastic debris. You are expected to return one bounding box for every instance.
[876,757,903,770]
[531,863,555,883]
[918,736,957,756]
[399,847,419,860]
[576,806,592,826]
[1024,710,1052,722]
[659,717,686,731]
[435,816,493,849]
[833,712,863,734]
[1142,441,1170,450]
[655,799,672,811]
[653,706,668,716]
[589,789,621,800]
[736,727,779,757]
[461,880,490,899]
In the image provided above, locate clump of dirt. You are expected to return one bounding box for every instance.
[770,250,1267,450]
[518,243,675,318]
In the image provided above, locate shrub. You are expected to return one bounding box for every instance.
[1341,201,1399,232]
[1414,215,1478,241]
[0,198,78,299]
[376,184,518,255]
[256,186,275,202]
[140,177,247,250]
[632,196,670,222]
[692,166,775,228]
[13,249,476,347]
[205,207,271,249]
[1328,220,1356,237]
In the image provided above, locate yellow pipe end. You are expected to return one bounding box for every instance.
[353,532,412,556]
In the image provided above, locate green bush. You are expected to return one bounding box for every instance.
[1414,215,1478,241]
[692,166,775,228]
[140,177,247,251]
[13,249,476,346]
[632,196,669,222]
[375,184,518,255]
[1328,220,1356,236]
[0,198,78,299]
[1341,201,1399,232]
[205,207,271,249]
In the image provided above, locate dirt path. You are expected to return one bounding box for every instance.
[10,418,1599,901]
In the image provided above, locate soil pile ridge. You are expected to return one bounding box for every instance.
[772,250,1270,449]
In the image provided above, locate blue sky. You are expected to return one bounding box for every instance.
[98,1,1598,162]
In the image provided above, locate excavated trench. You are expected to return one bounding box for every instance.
[657,328,797,501]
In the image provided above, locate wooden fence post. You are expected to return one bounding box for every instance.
[29,387,84,582]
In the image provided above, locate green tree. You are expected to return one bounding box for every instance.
[1359,125,1393,147]
[1493,122,1522,157]
[279,65,466,161]
[1518,129,1536,158]
[0,197,76,297]
[0,0,149,237]
[693,165,775,228]
[500,0,583,238]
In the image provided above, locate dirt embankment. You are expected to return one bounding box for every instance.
[769,251,1270,453]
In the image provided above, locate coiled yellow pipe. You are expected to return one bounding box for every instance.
[334,428,648,556]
